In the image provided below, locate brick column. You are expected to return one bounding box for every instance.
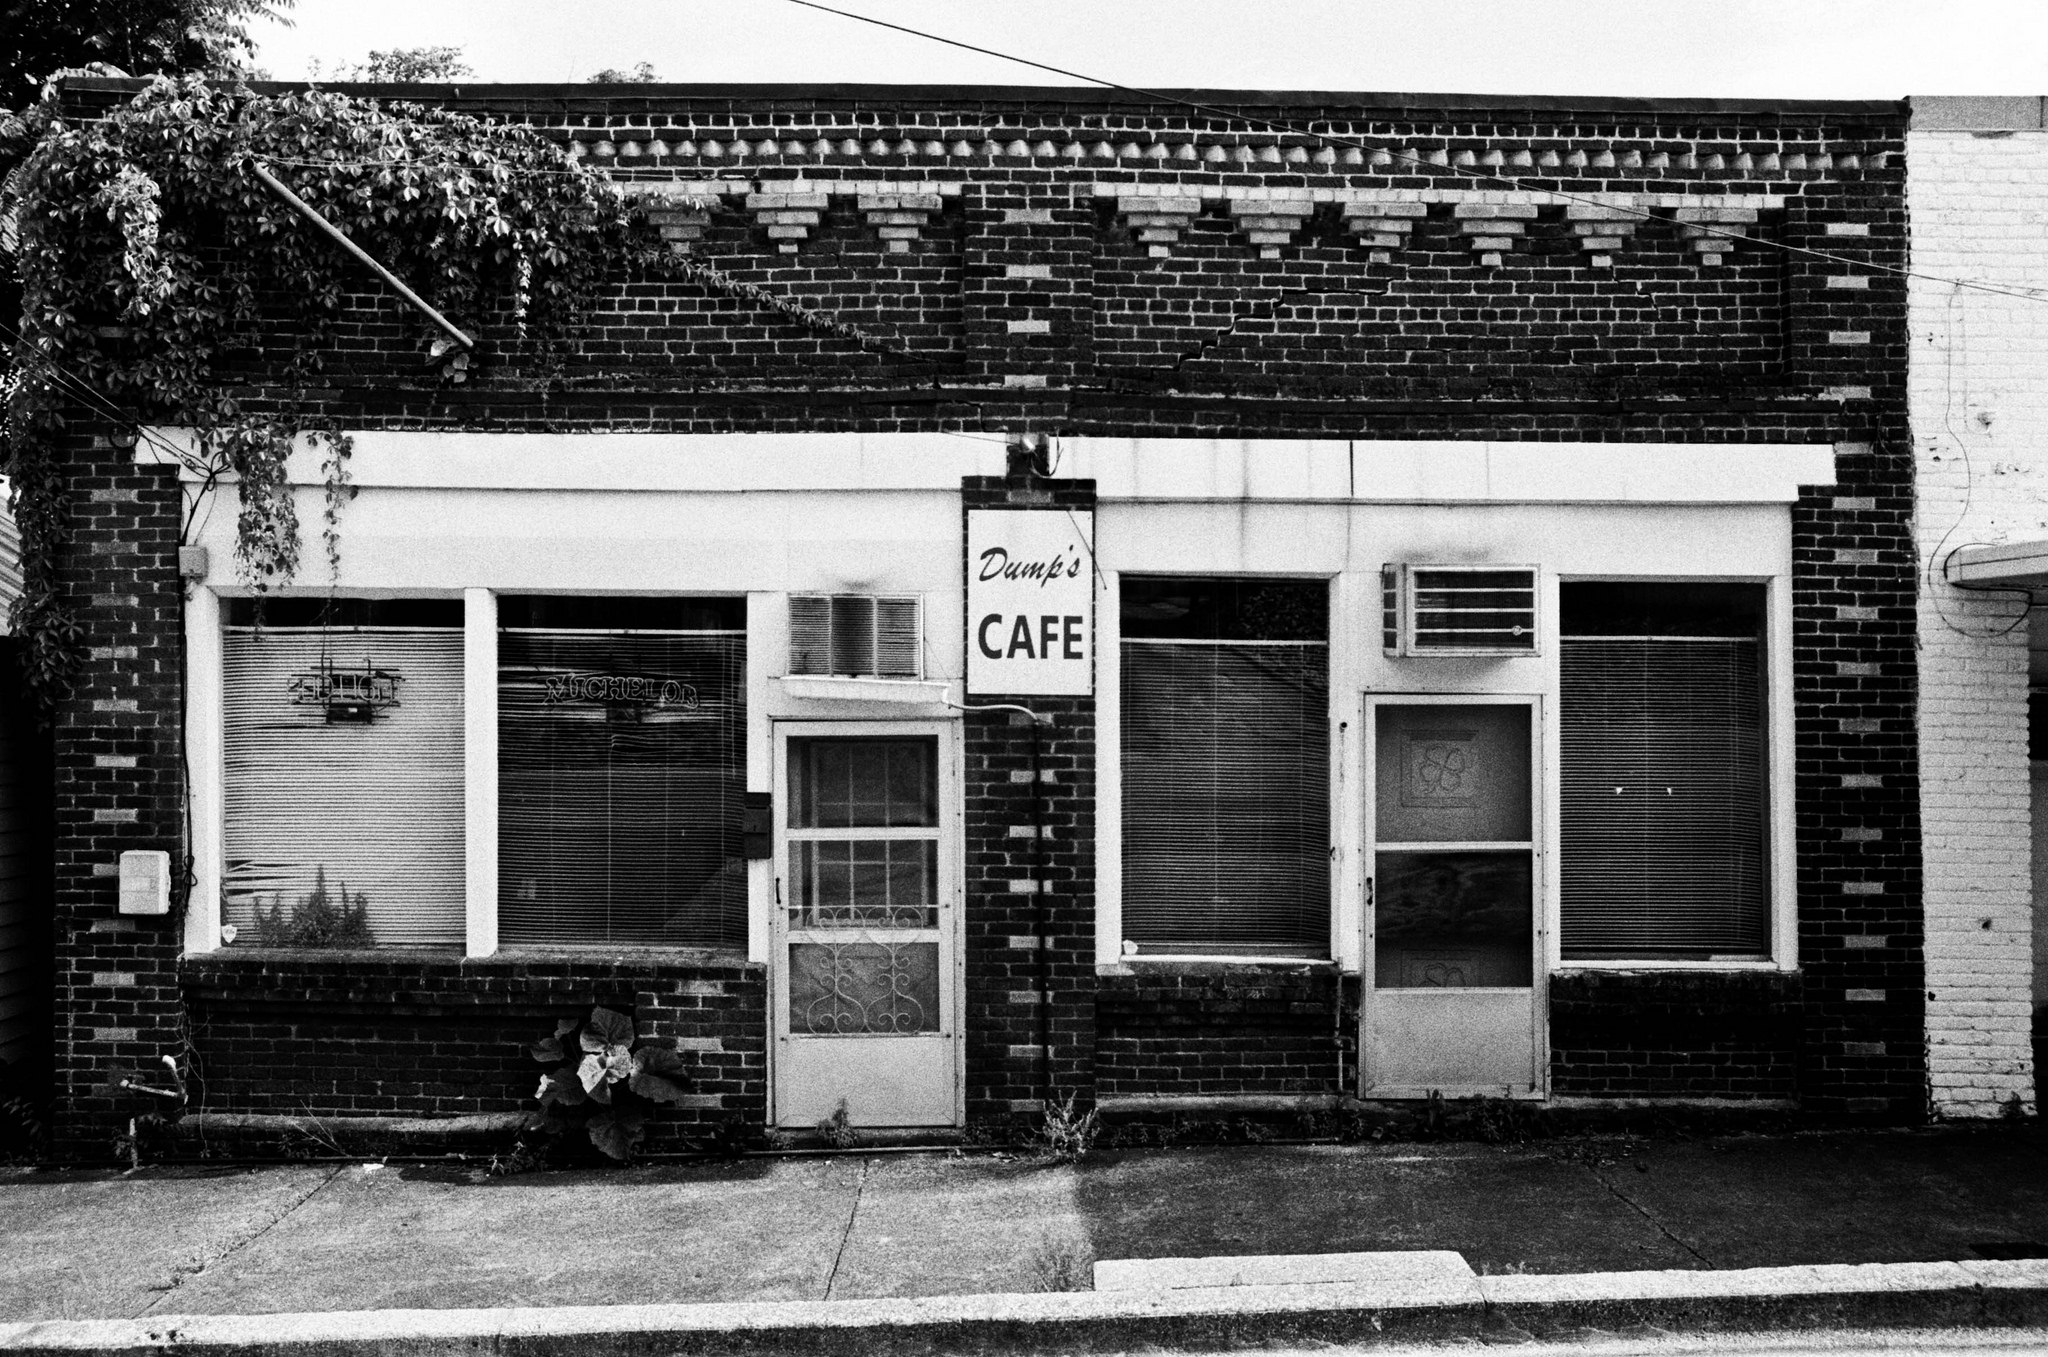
[1792,436,1927,1119]
[959,473,1097,1131]
[47,420,188,1159]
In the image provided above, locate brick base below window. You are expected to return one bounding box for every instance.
[1096,967,1353,1098]
[180,952,767,1150]
[1549,970,1801,1099]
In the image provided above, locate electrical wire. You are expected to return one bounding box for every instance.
[0,319,205,469]
[1924,283,2035,637]
[0,317,230,549]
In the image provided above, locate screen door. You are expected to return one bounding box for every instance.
[1363,695,1544,1096]
[772,723,962,1128]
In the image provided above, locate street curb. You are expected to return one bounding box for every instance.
[3,1260,2046,1355]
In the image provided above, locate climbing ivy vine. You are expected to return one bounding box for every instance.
[0,74,631,707]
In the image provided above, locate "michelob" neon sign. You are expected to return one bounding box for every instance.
[542,673,700,709]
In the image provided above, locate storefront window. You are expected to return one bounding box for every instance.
[1120,577,1330,955]
[221,598,465,949]
[1559,581,1769,960]
[497,596,747,948]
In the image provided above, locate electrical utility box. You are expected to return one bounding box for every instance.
[118,850,171,916]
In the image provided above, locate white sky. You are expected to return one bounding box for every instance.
[247,0,2048,99]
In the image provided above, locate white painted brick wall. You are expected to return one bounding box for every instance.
[1911,128,2045,1117]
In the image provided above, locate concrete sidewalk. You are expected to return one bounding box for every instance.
[1,1127,2045,1349]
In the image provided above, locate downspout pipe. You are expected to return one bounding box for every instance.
[246,160,476,352]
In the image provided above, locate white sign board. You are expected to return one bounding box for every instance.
[966,509,1094,697]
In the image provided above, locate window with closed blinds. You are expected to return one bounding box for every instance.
[497,597,747,949]
[1120,577,1330,955]
[221,601,465,949]
[1559,582,1769,960]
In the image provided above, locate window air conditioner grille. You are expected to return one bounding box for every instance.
[789,595,923,678]
[1384,564,1539,657]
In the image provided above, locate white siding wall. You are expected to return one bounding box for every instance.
[1909,115,2047,1115]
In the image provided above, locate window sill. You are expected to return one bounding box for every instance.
[188,944,460,961]
[1552,959,1790,974]
[1100,955,1338,977]
[489,945,761,968]
[183,945,761,971]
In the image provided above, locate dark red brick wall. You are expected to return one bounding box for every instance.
[1097,968,1349,1099]
[40,83,1921,1151]
[45,422,188,1160]
[1792,444,1925,1119]
[180,953,765,1144]
[1550,971,1801,1099]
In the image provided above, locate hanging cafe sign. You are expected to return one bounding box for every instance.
[966,509,1095,697]
[542,672,701,710]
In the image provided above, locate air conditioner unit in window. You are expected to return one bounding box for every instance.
[788,594,923,678]
[1382,564,1540,657]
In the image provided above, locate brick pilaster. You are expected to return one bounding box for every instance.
[47,419,187,1160]
[960,474,1098,1130]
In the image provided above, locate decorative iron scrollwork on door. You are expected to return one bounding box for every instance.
[789,940,940,1034]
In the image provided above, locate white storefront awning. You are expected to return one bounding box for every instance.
[1949,540,2048,590]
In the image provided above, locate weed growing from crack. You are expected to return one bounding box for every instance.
[1026,1228,1094,1291]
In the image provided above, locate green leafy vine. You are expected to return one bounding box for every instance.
[1,74,631,708]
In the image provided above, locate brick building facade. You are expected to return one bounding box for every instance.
[43,81,1922,1158]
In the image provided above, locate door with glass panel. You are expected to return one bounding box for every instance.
[1363,695,1544,1096]
[772,723,962,1129]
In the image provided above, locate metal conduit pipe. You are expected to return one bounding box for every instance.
[246,160,476,352]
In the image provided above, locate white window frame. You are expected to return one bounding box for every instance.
[188,587,476,956]
[1096,568,1345,967]
[1544,574,1796,974]
[186,585,765,961]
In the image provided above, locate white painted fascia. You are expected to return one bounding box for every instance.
[1062,439,1836,505]
[142,431,1832,503]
